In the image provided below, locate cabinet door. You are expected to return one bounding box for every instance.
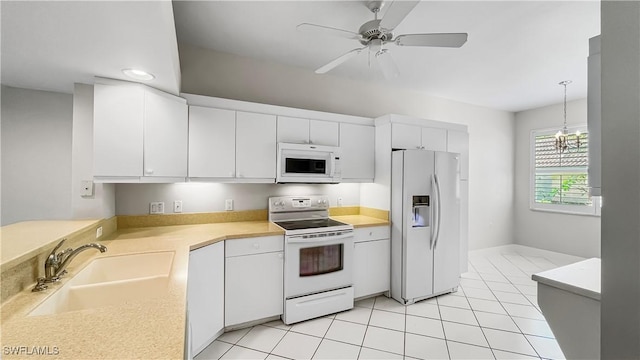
[236,112,277,179]
[310,120,339,146]
[188,241,224,355]
[421,127,447,152]
[391,123,421,149]
[447,130,469,180]
[339,123,374,181]
[277,116,309,144]
[93,84,144,177]
[225,251,284,326]
[188,106,236,178]
[143,90,188,178]
[353,239,390,298]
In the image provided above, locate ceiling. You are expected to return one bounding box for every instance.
[172,1,600,112]
[1,1,181,95]
[1,1,600,113]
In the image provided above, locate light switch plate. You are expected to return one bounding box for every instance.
[80,180,94,197]
[225,199,234,211]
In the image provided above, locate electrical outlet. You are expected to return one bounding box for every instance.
[337,197,343,207]
[225,199,234,211]
[150,202,165,214]
[174,200,183,213]
[96,226,103,239]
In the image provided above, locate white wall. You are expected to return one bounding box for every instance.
[71,83,115,219]
[600,2,640,357]
[115,183,361,215]
[1,86,73,225]
[169,43,516,250]
[514,98,600,258]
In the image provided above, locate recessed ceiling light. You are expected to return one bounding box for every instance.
[122,68,155,81]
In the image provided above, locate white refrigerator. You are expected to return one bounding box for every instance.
[390,149,461,305]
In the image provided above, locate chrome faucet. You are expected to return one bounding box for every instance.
[33,239,107,292]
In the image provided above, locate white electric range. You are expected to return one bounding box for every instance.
[269,195,355,325]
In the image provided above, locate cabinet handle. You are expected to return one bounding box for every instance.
[253,243,260,249]
[145,168,154,175]
[369,232,373,236]
[278,253,284,259]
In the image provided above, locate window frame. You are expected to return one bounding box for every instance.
[529,125,601,216]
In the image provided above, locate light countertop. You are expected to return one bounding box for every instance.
[0,220,102,272]
[532,258,601,301]
[1,216,388,359]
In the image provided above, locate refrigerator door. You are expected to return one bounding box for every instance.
[401,150,436,301]
[432,151,461,294]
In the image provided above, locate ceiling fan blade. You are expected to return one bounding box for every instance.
[375,49,399,79]
[395,33,468,48]
[297,23,361,40]
[316,47,367,74]
[379,0,420,31]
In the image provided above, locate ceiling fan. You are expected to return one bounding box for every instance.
[297,0,468,79]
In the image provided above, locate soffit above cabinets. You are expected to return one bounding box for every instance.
[1,1,181,95]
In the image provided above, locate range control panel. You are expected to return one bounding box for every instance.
[269,195,330,212]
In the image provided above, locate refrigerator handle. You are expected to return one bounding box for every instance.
[430,175,435,249]
[433,174,442,249]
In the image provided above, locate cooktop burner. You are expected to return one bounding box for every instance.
[274,218,349,231]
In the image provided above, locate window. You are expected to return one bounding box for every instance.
[530,126,600,215]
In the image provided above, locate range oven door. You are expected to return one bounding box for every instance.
[277,143,341,183]
[284,230,354,298]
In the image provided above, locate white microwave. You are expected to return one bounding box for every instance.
[276,143,341,183]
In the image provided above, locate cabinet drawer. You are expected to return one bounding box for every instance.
[354,226,390,243]
[225,235,284,257]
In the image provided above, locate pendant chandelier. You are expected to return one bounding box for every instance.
[555,80,582,153]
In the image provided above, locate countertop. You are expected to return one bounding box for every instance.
[532,258,601,301]
[0,220,102,272]
[1,216,388,359]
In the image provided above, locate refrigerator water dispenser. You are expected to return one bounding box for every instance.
[412,195,430,227]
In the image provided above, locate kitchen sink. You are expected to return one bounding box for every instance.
[29,251,175,316]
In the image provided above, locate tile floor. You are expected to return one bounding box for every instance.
[195,245,583,360]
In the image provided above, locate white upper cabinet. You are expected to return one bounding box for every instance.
[236,112,277,180]
[188,107,277,182]
[277,116,339,146]
[277,116,309,144]
[143,90,188,178]
[340,123,374,181]
[447,130,469,180]
[93,83,187,182]
[310,120,339,146]
[391,123,422,149]
[94,84,144,178]
[391,123,446,151]
[421,127,447,152]
[188,106,236,179]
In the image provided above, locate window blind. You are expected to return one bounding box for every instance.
[533,132,591,206]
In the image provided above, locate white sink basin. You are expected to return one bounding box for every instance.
[29,251,175,316]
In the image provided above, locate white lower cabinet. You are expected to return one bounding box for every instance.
[187,241,224,356]
[225,236,284,327]
[353,226,391,299]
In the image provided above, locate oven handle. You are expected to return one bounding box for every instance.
[287,232,354,244]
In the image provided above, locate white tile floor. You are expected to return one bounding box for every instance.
[195,245,583,360]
